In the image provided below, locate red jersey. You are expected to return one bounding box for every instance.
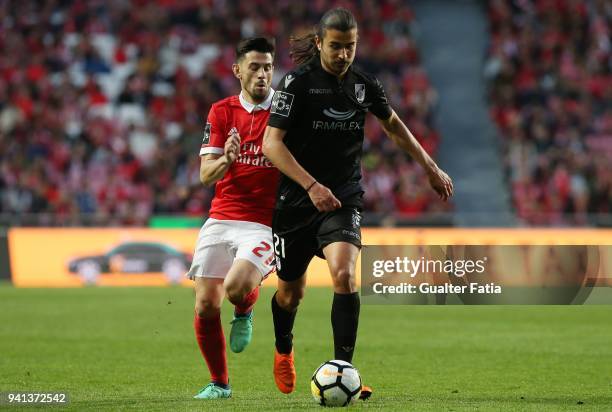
[200,91,279,226]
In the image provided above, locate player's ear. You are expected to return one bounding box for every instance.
[232,63,241,79]
[315,35,322,51]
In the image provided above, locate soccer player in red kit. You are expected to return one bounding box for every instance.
[186,37,278,400]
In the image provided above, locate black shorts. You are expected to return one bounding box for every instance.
[272,206,362,282]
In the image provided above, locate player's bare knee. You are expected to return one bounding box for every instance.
[224,278,249,304]
[331,268,356,293]
[195,299,221,317]
[276,288,304,311]
[225,285,249,306]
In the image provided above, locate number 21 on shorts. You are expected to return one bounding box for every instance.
[273,234,285,271]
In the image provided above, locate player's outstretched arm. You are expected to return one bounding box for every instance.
[263,126,341,211]
[377,110,454,201]
[199,130,241,186]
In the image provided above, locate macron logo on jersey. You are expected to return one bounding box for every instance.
[284,74,295,88]
[322,108,356,120]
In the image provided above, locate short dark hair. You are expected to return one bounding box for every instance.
[235,37,275,61]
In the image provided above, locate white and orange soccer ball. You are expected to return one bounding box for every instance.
[310,360,362,407]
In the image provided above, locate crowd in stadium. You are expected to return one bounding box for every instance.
[486,0,611,225]
[0,0,447,226]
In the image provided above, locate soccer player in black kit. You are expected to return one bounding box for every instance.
[262,8,453,398]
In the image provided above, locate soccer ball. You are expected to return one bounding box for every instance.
[310,360,362,407]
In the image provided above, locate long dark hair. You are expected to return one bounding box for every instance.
[289,8,357,65]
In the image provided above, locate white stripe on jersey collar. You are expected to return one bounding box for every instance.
[239,88,275,113]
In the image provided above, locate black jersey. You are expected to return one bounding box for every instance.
[268,56,392,209]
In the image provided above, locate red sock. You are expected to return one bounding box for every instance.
[194,313,228,385]
[234,286,260,316]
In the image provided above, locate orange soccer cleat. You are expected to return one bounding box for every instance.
[359,385,373,400]
[273,349,296,394]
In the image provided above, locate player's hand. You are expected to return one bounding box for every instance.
[308,182,342,212]
[427,166,454,201]
[224,128,241,163]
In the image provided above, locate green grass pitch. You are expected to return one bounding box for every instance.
[0,284,611,411]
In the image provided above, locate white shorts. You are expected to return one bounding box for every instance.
[186,218,275,280]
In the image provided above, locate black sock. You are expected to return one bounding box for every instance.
[331,292,360,363]
[271,291,297,354]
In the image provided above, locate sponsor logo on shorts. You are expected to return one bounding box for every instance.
[342,229,361,240]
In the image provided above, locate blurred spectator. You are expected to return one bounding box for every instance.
[0,0,447,226]
[486,0,611,226]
